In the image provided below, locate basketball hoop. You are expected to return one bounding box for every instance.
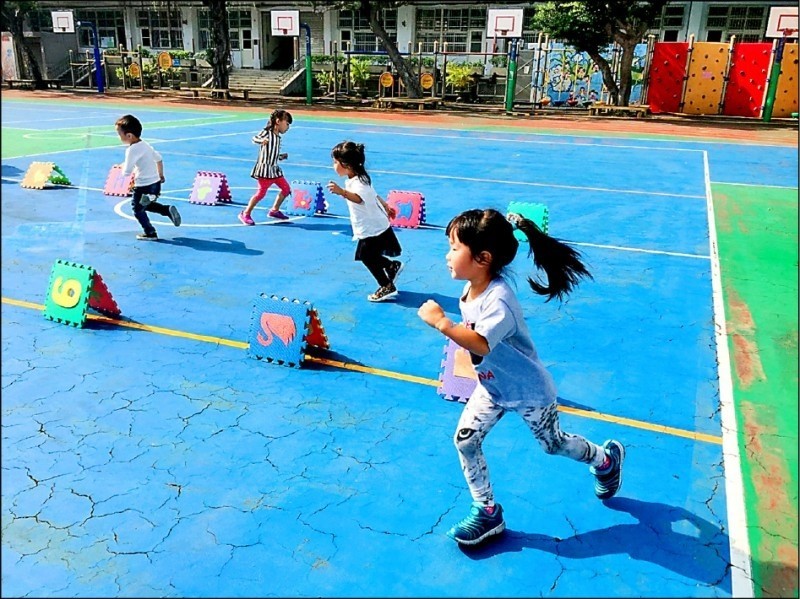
[499,30,508,38]
[281,29,288,36]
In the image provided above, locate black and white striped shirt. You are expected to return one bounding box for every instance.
[250,128,283,179]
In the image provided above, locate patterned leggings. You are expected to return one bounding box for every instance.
[454,393,606,504]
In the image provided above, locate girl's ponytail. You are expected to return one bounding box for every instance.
[511,214,593,302]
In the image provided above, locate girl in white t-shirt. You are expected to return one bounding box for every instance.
[326,141,404,302]
[417,209,624,546]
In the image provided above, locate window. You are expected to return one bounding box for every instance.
[73,10,125,49]
[338,8,397,52]
[415,7,486,53]
[137,10,182,50]
[651,4,686,41]
[197,9,252,51]
[704,5,767,42]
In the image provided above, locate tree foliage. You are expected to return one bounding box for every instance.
[0,1,46,87]
[320,0,423,98]
[531,0,667,106]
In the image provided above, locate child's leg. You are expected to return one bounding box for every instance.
[454,392,505,505]
[131,186,156,235]
[243,178,271,216]
[519,402,605,467]
[270,176,292,211]
[361,253,393,287]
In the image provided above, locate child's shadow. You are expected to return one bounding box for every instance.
[158,237,263,255]
[459,497,731,589]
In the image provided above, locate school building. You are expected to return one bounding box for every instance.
[6,1,795,77]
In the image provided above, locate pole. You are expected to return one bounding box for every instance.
[505,39,519,113]
[79,21,105,93]
[762,32,789,122]
[301,23,312,105]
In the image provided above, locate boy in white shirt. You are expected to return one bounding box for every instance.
[115,114,181,241]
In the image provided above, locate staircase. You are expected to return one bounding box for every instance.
[228,68,298,97]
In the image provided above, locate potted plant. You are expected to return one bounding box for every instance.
[445,63,477,102]
[348,57,372,98]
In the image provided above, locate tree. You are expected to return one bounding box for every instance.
[201,0,231,94]
[531,1,667,106]
[0,1,46,88]
[320,1,423,98]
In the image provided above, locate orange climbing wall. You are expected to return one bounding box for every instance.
[682,43,729,115]
[772,43,798,118]
[723,43,772,118]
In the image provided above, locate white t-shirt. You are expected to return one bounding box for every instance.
[459,278,558,408]
[344,176,391,240]
[121,139,162,186]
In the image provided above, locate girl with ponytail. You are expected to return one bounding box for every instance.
[418,208,625,546]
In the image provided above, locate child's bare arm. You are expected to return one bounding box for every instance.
[326,181,363,204]
[156,160,165,182]
[418,300,490,356]
[378,195,396,219]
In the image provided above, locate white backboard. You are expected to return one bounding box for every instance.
[766,6,798,38]
[271,10,299,37]
[51,11,75,34]
[486,8,524,38]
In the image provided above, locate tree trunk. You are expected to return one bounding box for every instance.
[362,0,423,99]
[615,40,637,106]
[587,50,619,105]
[8,14,45,88]
[204,0,231,96]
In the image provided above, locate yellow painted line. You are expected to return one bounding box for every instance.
[3,296,722,445]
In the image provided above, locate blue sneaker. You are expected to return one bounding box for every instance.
[446,502,505,545]
[590,440,625,499]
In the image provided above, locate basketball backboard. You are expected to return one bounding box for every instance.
[270,10,299,37]
[766,6,798,38]
[51,11,75,34]
[486,8,524,39]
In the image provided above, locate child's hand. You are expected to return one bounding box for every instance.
[387,205,397,219]
[326,180,343,196]
[278,153,288,160]
[418,300,447,329]
[160,175,166,183]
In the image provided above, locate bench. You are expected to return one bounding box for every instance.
[5,78,62,90]
[190,87,250,101]
[588,103,649,118]
[375,96,442,111]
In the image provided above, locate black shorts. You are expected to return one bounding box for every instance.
[354,226,402,262]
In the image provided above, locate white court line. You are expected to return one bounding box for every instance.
[704,150,754,598]
[1,177,707,259]
[161,151,706,200]
[713,180,798,190]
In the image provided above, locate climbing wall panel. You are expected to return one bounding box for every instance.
[682,43,729,115]
[772,43,799,118]
[723,43,772,117]
[648,42,689,113]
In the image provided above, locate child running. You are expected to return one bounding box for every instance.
[326,141,403,302]
[115,114,181,241]
[238,109,293,225]
[417,208,624,545]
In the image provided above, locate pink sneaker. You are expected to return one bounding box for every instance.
[238,211,255,226]
[268,209,289,220]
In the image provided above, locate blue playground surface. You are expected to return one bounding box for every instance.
[2,97,796,597]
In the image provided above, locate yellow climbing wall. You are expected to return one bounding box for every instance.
[682,43,729,115]
[772,43,798,118]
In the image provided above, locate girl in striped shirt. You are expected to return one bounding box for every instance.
[238,109,293,225]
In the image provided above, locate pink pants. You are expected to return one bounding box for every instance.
[252,176,291,201]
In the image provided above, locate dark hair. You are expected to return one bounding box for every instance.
[269,109,293,131]
[115,114,142,138]
[331,140,371,185]
[445,208,592,302]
